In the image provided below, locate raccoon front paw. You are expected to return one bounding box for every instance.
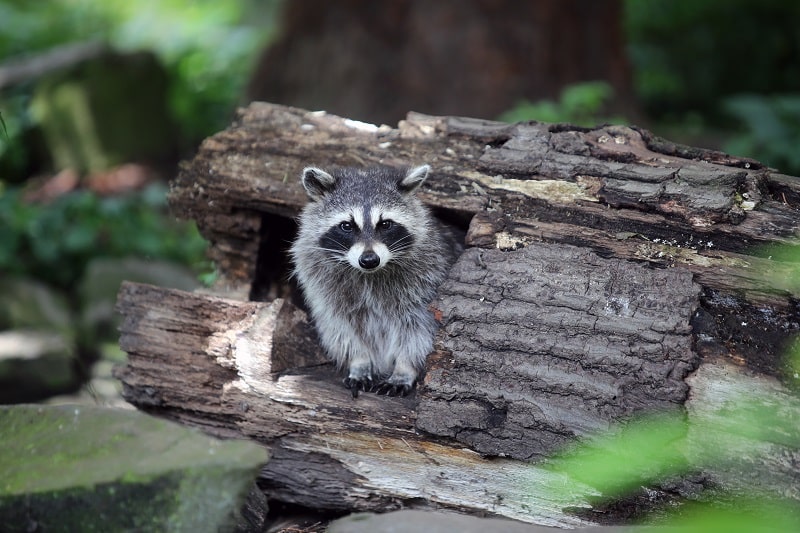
[343,375,374,398]
[375,374,416,397]
[344,362,376,398]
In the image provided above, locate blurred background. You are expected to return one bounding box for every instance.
[1,0,799,404]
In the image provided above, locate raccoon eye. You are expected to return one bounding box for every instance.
[339,221,354,232]
[377,219,393,230]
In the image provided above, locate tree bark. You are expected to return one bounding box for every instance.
[115,282,594,527]
[117,102,800,525]
[246,0,635,125]
[417,244,699,460]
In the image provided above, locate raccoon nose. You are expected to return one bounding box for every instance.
[358,251,381,270]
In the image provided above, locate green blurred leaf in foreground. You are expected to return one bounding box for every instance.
[546,413,689,501]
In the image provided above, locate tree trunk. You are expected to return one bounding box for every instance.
[116,102,800,526]
[246,0,635,125]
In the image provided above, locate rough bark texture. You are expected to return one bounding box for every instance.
[115,102,800,525]
[418,244,699,460]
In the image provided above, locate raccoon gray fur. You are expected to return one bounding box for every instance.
[290,164,461,398]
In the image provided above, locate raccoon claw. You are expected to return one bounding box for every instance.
[343,376,373,398]
[375,381,414,397]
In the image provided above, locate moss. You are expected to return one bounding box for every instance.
[0,405,268,531]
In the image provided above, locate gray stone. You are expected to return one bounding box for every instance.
[80,256,200,343]
[328,510,634,533]
[0,404,268,532]
[0,277,73,336]
[0,330,79,403]
[0,277,83,402]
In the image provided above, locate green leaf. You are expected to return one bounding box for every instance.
[498,81,622,126]
[653,499,800,533]
[547,413,689,500]
[0,111,8,140]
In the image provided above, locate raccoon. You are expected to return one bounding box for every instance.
[290,164,461,397]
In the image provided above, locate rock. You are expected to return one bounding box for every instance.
[0,277,73,337]
[80,256,200,344]
[0,330,79,403]
[44,354,129,408]
[0,260,199,404]
[0,404,268,532]
[327,510,631,533]
[0,277,80,403]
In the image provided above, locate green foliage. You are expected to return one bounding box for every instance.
[723,94,800,174]
[0,1,241,301]
[546,414,689,501]
[546,411,800,530]
[0,90,38,183]
[0,0,278,172]
[659,500,800,533]
[753,241,800,388]
[97,0,279,144]
[498,81,622,127]
[624,1,800,174]
[0,183,211,290]
[0,0,110,57]
[625,0,800,120]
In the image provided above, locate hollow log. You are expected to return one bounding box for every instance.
[116,102,800,526]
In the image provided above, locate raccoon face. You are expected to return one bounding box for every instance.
[319,208,414,272]
[301,165,428,273]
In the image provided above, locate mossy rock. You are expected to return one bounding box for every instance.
[0,405,268,532]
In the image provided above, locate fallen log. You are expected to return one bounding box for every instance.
[115,282,594,527]
[116,102,800,526]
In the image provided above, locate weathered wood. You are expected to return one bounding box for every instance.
[115,281,800,524]
[167,102,800,379]
[115,102,800,525]
[115,281,595,527]
[418,244,699,460]
[171,104,797,296]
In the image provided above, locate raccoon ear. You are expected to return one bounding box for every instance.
[301,167,336,200]
[398,164,430,194]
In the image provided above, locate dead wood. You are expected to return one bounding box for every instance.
[115,281,594,527]
[116,102,800,525]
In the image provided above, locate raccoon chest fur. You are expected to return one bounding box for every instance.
[290,164,460,397]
